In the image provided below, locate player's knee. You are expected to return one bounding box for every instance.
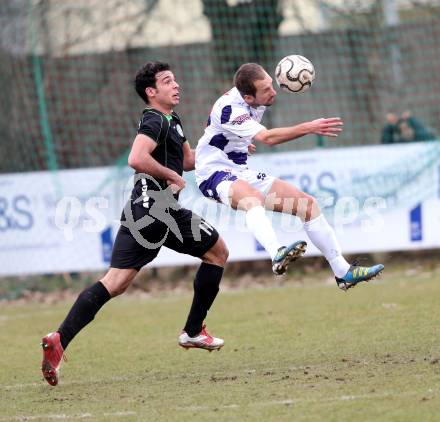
[238,193,265,210]
[202,237,229,267]
[232,182,265,210]
[102,280,126,297]
[217,241,229,265]
[111,282,130,297]
[213,242,229,266]
[305,196,320,221]
[101,271,135,297]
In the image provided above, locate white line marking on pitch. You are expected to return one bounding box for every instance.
[1,382,42,389]
[1,376,131,390]
[0,411,136,421]
[0,309,58,322]
[180,388,438,411]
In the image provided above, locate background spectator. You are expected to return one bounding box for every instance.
[381,110,436,144]
[381,112,400,144]
[400,110,436,141]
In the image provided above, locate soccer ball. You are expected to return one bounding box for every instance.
[275,55,315,93]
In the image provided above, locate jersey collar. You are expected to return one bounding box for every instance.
[143,106,174,121]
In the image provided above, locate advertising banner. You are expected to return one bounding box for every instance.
[1,141,439,276]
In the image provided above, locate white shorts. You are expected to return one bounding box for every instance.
[198,168,275,205]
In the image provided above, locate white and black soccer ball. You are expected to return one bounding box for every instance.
[275,55,315,94]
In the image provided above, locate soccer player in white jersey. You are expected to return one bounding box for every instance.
[195,63,384,290]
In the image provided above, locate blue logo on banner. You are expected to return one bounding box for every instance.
[409,204,422,242]
[101,226,113,263]
[255,239,265,252]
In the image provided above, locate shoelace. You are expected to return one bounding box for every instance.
[200,325,213,341]
[351,257,368,267]
[278,246,287,256]
[350,258,371,275]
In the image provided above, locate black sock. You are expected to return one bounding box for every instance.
[58,281,111,350]
[184,263,223,337]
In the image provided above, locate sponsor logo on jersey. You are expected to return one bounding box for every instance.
[175,124,184,137]
[231,113,251,125]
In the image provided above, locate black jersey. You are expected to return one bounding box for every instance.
[134,107,187,196]
[112,107,219,269]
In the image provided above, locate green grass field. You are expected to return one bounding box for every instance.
[1,262,440,421]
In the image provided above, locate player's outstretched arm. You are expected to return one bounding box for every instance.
[253,117,343,146]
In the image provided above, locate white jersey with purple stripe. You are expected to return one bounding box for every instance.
[195,87,266,187]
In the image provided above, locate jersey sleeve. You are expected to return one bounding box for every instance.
[137,112,163,143]
[220,105,266,139]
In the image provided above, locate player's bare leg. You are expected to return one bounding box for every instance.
[100,268,139,297]
[226,179,307,275]
[265,178,320,222]
[265,178,384,288]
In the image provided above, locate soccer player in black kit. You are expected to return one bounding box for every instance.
[41,62,228,386]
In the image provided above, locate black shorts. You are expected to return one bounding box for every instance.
[110,200,219,271]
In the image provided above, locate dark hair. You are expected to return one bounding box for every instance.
[234,63,266,97]
[134,61,170,104]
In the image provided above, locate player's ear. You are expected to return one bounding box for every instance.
[145,87,156,99]
[243,94,255,105]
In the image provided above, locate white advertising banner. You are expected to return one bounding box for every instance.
[0,141,439,276]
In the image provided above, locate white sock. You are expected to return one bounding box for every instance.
[245,206,281,260]
[303,214,350,278]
